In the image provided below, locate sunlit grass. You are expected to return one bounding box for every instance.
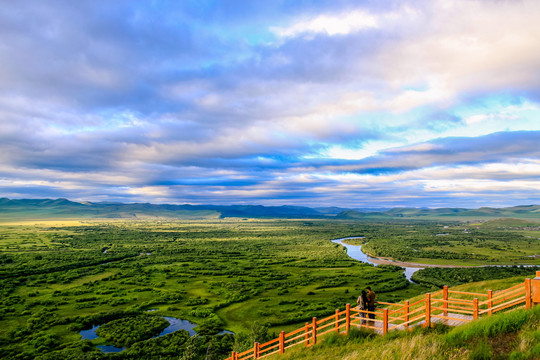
[273,306,540,360]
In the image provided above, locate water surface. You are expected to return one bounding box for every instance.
[80,316,198,353]
[157,317,197,337]
[97,344,125,353]
[332,237,421,281]
[80,316,232,353]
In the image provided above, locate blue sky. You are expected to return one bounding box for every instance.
[1,0,540,208]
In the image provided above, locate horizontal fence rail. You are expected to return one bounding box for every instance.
[225,274,540,360]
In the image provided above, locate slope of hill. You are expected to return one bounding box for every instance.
[337,206,540,221]
[335,210,393,219]
[2,198,540,221]
[478,218,540,228]
[277,306,540,360]
[276,275,540,360]
[0,198,323,220]
[0,198,220,220]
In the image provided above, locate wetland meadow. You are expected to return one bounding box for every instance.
[1,218,539,359]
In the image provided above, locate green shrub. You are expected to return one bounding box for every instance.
[95,314,169,347]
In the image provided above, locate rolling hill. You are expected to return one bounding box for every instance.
[2,198,540,221]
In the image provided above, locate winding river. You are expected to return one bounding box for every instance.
[332,237,422,281]
[80,316,232,353]
[332,237,538,282]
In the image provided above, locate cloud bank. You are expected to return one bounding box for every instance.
[1,0,540,207]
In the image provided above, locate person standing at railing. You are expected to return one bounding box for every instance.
[366,286,376,326]
[357,290,368,325]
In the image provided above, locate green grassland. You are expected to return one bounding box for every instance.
[1,218,539,359]
[0,219,427,359]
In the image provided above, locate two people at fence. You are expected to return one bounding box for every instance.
[357,290,368,324]
[357,286,376,326]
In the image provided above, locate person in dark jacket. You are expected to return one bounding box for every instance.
[356,290,368,325]
[366,286,376,325]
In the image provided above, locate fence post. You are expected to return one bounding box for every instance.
[346,303,351,334]
[443,285,448,317]
[533,271,540,306]
[231,351,237,360]
[312,317,317,345]
[254,342,260,359]
[279,331,285,354]
[304,322,309,346]
[335,309,340,333]
[424,293,431,328]
[488,290,493,316]
[525,278,532,310]
[473,298,479,320]
[383,308,388,335]
[404,300,409,329]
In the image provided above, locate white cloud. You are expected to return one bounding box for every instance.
[376,0,540,105]
[463,114,488,125]
[386,143,439,154]
[271,10,379,38]
[385,85,453,113]
[324,140,401,160]
[420,178,540,193]
[125,186,172,198]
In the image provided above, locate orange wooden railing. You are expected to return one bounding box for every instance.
[225,273,539,360]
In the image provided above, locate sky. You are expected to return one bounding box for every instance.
[1,0,540,208]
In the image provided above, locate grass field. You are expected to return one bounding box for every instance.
[0,219,426,359]
[1,218,538,359]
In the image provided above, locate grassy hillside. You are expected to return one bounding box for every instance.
[274,306,540,360]
[0,198,221,220]
[477,218,540,228]
[336,210,393,219]
[0,198,323,220]
[3,198,540,221]
[339,206,540,221]
[274,276,540,360]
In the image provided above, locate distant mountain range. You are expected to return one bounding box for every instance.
[1,198,540,221]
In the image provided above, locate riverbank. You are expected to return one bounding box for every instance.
[339,238,464,269]
[365,256,466,268]
[333,238,422,281]
[340,239,536,269]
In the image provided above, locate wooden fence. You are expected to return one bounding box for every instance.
[225,274,539,360]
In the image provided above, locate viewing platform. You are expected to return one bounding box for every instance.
[226,271,540,360]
